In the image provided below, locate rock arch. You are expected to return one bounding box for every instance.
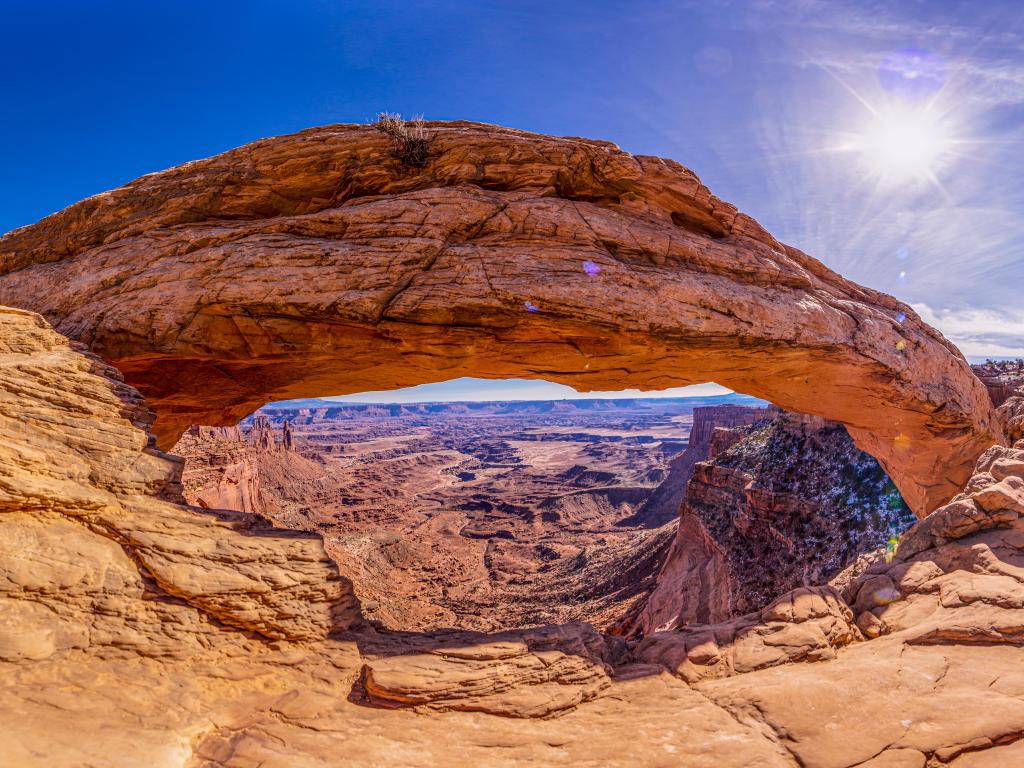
[0,122,1003,516]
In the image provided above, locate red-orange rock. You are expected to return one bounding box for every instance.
[628,404,770,526]
[2,306,1024,766]
[621,410,914,635]
[0,122,1003,515]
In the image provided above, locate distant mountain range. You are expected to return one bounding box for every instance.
[258,392,768,417]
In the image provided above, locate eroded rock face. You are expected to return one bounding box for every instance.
[0,122,1002,515]
[632,586,860,683]
[618,410,914,636]
[0,305,361,659]
[359,623,620,718]
[173,421,324,518]
[972,360,1024,407]
[847,441,1024,644]
[999,388,1024,445]
[627,404,770,526]
[5,305,1024,767]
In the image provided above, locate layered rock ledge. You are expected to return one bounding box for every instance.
[2,306,1024,766]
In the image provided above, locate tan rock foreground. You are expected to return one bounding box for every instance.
[2,305,1024,767]
[0,122,1003,515]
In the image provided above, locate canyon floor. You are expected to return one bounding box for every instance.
[176,395,763,631]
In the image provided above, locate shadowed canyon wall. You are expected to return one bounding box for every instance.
[0,122,1003,516]
[619,409,916,636]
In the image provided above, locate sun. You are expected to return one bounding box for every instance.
[853,106,953,183]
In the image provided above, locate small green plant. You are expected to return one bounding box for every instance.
[884,535,900,563]
[374,112,434,167]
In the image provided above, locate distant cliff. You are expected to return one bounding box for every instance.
[174,417,321,520]
[972,359,1024,407]
[616,409,914,636]
[625,404,771,527]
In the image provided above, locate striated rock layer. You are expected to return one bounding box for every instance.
[0,306,362,655]
[4,305,1024,767]
[619,409,916,636]
[0,121,1003,515]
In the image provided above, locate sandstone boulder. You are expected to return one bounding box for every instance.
[360,623,618,717]
[632,586,860,683]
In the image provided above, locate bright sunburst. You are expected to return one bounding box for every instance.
[855,106,953,182]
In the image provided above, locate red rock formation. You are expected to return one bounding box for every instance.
[174,420,327,518]
[1000,389,1024,444]
[0,122,1003,516]
[0,306,361,656]
[629,404,770,526]
[6,305,1024,766]
[2,121,1024,765]
[973,359,1024,406]
[619,409,914,635]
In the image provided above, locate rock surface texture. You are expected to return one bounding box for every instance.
[3,306,1024,767]
[0,306,361,656]
[0,122,1003,515]
[2,123,1024,767]
[617,409,915,636]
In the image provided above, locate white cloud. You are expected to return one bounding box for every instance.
[913,304,1024,359]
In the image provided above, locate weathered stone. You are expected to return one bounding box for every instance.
[0,305,360,656]
[361,623,614,717]
[2,125,1024,767]
[631,586,861,683]
[0,122,1002,516]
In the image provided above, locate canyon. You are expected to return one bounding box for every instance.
[1,122,1023,767]
[174,398,913,638]
[175,395,734,632]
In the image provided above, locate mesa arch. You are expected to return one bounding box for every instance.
[0,121,1003,517]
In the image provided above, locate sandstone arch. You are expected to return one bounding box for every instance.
[0,122,1003,516]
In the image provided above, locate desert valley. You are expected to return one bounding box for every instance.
[174,393,917,637]
[178,395,721,632]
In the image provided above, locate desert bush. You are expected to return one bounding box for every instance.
[374,112,434,167]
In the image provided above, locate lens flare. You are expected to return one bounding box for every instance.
[879,48,946,101]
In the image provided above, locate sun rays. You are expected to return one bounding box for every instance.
[852,105,954,183]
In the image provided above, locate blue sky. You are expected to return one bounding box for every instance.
[3,1,1022,401]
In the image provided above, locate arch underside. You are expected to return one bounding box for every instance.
[0,122,1003,516]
